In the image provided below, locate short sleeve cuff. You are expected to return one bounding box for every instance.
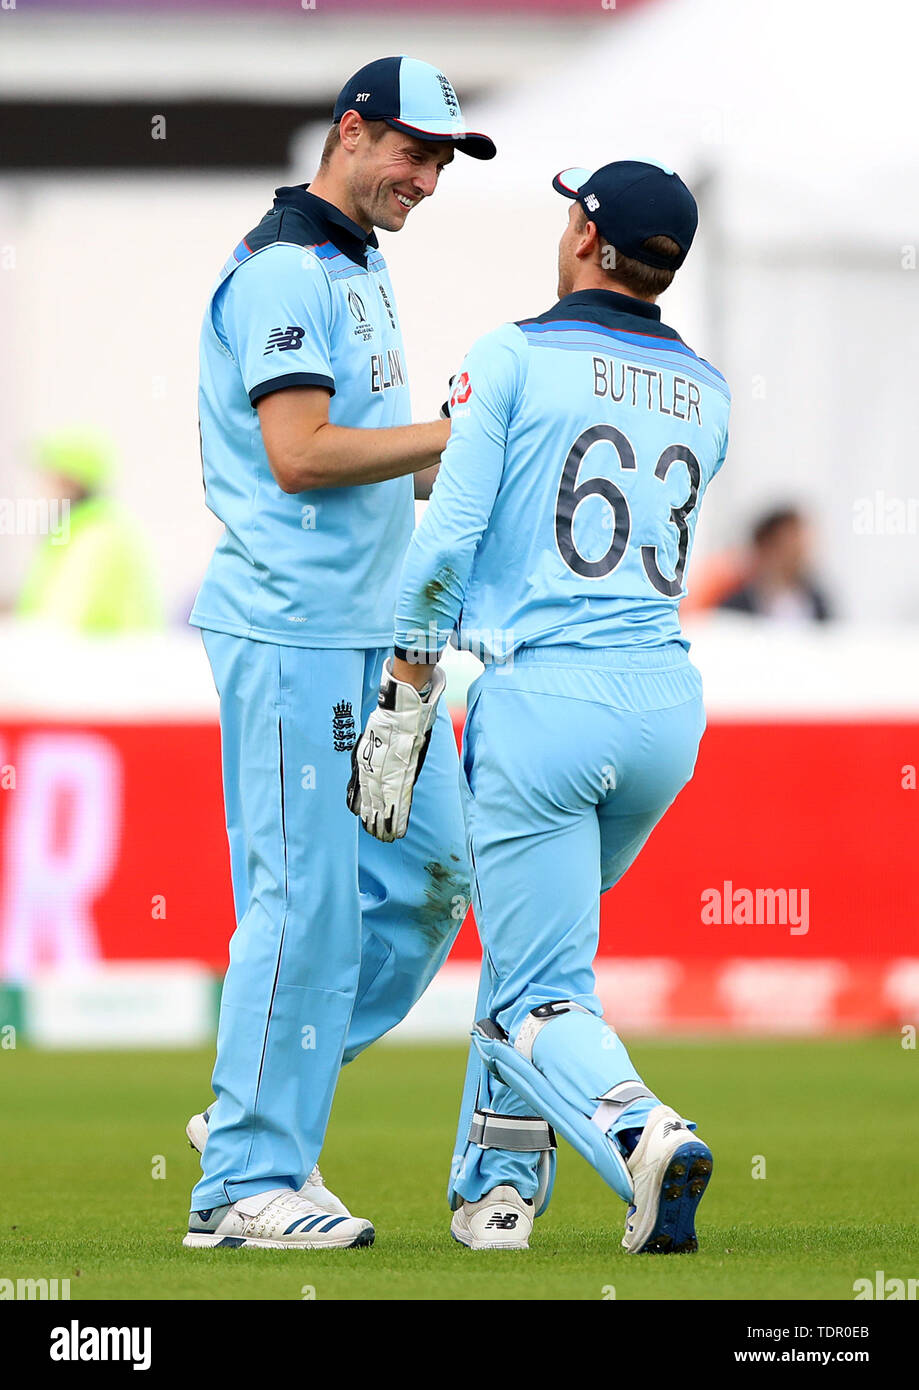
[248,372,335,406]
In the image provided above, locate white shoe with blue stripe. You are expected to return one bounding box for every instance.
[186,1107,352,1218]
[183,1188,375,1249]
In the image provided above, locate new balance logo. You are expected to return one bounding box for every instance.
[484,1212,519,1230]
[264,326,305,354]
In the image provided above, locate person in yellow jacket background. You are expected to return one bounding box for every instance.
[17,430,163,634]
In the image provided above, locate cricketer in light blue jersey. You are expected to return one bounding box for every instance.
[184,56,497,1246]
[192,195,414,647]
[352,160,727,1253]
[395,297,729,661]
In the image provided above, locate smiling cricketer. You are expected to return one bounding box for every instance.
[183,57,495,1251]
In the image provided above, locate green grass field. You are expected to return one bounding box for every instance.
[1,1037,915,1301]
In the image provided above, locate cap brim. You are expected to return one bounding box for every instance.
[385,117,496,160]
[552,167,593,198]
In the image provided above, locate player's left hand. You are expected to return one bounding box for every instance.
[346,659,445,841]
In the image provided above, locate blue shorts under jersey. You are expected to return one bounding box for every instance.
[191,185,414,649]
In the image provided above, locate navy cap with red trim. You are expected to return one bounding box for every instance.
[553,160,698,268]
[334,55,496,161]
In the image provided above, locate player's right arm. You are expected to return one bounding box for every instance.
[217,244,448,493]
[393,324,524,662]
[257,388,448,492]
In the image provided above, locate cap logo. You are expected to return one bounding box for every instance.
[436,71,460,117]
[355,92,370,102]
[584,193,600,212]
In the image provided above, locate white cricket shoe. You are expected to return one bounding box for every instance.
[183,1188,374,1250]
[450,1186,534,1250]
[621,1105,713,1254]
[186,1107,351,1217]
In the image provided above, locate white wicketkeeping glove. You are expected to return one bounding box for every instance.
[346,659,446,842]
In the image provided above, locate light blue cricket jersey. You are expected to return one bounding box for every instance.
[395,289,730,662]
[191,186,414,648]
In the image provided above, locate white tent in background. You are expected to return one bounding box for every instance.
[382,0,919,621]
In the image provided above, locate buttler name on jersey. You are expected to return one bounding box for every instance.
[592,355,703,425]
[370,348,406,394]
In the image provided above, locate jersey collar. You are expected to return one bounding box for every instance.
[272,184,379,266]
[557,289,662,322]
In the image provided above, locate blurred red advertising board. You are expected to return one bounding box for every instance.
[0,713,916,1030]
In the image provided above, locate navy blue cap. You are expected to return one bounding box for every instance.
[334,56,496,161]
[553,160,698,268]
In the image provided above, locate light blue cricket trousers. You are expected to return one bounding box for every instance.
[191,630,468,1211]
[449,642,706,1208]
